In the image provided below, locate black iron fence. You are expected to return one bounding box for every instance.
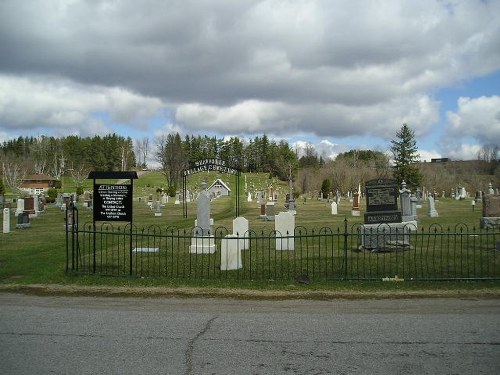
[66,207,500,281]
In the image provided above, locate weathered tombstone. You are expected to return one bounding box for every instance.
[247,192,252,202]
[16,212,31,229]
[260,203,266,218]
[232,216,249,250]
[154,201,162,217]
[161,193,168,206]
[3,208,9,233]
[399,181,412,221]
[275,211,295,250]
[24,197,36,218]
[56,193,63,208]
[190,182,215,254]
[265,201,275,221]
[331,201,338,215]
[220,235,242,270]
[174,194,181,205]
[410,194,418,221]
[351,192,360,216]
[360,179,410,251]
[427,195,439,217]
[15,198,24,216]
[33,195,40,215]
[288,199,296,215]
[488,182,494,195]
[480,194,500,229]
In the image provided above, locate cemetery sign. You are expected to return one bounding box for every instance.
[93,184,132,221]
[182,158,241,218]
[183,158,239,176]
[88,171,138,222]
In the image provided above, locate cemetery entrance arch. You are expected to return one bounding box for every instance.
[182,159,241,218]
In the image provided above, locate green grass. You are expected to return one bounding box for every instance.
[1,171,500,295]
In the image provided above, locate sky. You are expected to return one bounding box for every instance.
[0,0,499,164]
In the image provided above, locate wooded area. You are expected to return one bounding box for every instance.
[1,133,498,197]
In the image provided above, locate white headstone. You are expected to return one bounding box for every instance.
[232,216,249,250]
[220,235,242,270]
[275,211,295,250]
[3,208,10,233]
[34,195,40,215]
[15,199,24,216]
[247,192,252,202]
[331,201,338,215]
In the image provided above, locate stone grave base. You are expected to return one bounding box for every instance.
[360,223,413,252]
[133,247,159,253]
[189,236,216,254]
[480,217,500,229]
[15,223,31,229]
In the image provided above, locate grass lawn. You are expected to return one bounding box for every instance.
[1,171,499,297]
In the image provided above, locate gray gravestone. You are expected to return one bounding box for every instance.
[399,181,412,221]
[190,182,215,254]
[195,182,211,236]
[361,179,411,251]
[427,196,439,217]
[480,194,500,229]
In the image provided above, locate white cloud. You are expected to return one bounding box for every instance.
[445,96,500,145]
[0,0,499,158]
[0,75,164,136]
[174,95,440,140]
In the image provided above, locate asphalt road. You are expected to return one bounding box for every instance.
[0,293,499,374]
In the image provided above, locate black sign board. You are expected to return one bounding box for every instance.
[93,184,132,222]
[365,179,399,212]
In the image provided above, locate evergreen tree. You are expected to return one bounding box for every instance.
[321,178,332,198]
[390,124,423,190]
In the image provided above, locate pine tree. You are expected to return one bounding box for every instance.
[390,124,423,190]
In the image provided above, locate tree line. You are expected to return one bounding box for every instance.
[2,125,495,197]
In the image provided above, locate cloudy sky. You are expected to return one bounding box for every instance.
[1,0,499,162]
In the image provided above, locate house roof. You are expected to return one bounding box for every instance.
[208,178,231,191]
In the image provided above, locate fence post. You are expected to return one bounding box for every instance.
[343,218,348,279]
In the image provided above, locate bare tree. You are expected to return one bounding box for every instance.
[3,162,26,194]
[477,144,499,162]
[31,136,49,174]
[51,151,65,180]
[71,165,89,190]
